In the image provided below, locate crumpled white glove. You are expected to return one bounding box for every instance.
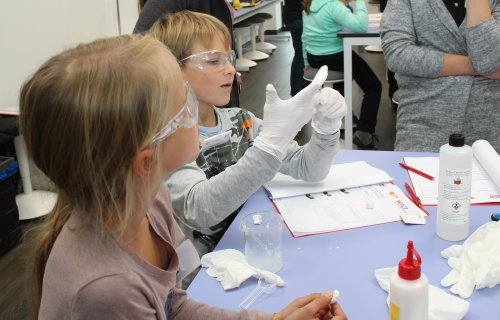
[201,249,285,290]
[253,65,328,160]
[441,221,500,298]
[311,87,347,135]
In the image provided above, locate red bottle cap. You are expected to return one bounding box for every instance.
[398,240,422,280]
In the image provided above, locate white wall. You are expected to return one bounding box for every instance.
[0,0,139,109]
[118,0,140,34]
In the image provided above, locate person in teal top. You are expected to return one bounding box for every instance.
[302,0,382,149]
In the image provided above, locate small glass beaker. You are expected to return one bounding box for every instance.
[240,211,283,273]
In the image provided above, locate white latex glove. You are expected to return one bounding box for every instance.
[201,249,285,290]
[253,65,328,160]
[311,87,347,135]
[441,221,500,298]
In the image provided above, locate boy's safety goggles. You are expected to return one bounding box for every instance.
[180,50,236,71]
[151,82,198,144]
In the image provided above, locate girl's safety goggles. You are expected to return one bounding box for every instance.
[180,50,236,71]
[150,82,199,144]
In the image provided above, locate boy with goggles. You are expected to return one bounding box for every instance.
[150,11,347,253]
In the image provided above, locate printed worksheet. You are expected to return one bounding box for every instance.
[273,183,426,237]
[404,157,500,205]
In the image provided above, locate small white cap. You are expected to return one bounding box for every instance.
[366,201,375,209]
[331,289,340,303]
[252,214,263,225]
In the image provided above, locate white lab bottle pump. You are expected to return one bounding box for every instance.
[389,240,428,320]
[437,133,472,241]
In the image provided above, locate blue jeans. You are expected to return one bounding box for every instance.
[286,19,307,96]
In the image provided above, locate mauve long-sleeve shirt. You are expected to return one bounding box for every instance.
[39,188,273,320]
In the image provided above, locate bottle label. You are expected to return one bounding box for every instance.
[389,301,400,320]
[440,168,471,224]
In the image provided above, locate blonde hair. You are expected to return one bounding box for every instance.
[20,34,181,317]
[149,10,232,61]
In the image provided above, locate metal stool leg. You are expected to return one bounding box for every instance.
[255,22,276,53]
[234,27,257,71]
[243,23,269,61]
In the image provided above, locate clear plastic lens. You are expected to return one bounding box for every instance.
[150,83,199,144]
[181,50,235,70]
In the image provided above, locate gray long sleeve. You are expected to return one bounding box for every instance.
[380,0,444,78]
[465,11,500,74]
[166,146,282,231]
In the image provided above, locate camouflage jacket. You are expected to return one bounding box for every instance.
[197,107,261,179]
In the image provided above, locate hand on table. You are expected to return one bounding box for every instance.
[273,292,347,320]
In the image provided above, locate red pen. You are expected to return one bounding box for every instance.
[399,162,434,180]
[405,183,422,207]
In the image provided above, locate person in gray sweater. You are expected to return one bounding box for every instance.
[21,34,346,319]
[150,11,347,251]
[380,0,500,152]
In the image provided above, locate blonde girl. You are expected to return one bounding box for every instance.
[22,34,344,319]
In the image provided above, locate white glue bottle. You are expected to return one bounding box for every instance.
[389,240,428,320]
[436,133,473,241]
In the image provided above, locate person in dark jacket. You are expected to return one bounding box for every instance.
[134,0,240,109]
[283,0,307,96]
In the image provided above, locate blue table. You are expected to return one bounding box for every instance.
[187,150,500,319]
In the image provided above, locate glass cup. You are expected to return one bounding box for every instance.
[240,211,283,273]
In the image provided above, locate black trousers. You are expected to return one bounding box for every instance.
[307,51,381,134]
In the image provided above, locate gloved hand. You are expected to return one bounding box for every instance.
[311,87,347,135]
[253,66,328,160]
[441,221,500,298]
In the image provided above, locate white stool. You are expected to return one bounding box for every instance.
[254,13,276,53]
[303,68,344,88]
[243,15,269,61]
[14,135,56,220]
[234,20,257,72]
[365,45,383,53]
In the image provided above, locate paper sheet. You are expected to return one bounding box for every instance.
[274,183,426,237]
[264,161,392,199]
[0,106,20,116]
[368,13,382,27]
[404,141,500,205]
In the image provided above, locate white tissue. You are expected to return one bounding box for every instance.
[374,267,469,320]
[441,221,500,298]
[201,249,285,290]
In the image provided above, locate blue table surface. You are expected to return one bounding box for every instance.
[187,150,500,319]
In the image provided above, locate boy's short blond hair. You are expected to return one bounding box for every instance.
[150,10,232,61]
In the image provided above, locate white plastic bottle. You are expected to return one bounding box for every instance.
[437,133,473,241]
[389,240,428,320]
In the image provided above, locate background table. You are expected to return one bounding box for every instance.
[187,150,500,319]
[234,0,283,27]
[338,28,381,150]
